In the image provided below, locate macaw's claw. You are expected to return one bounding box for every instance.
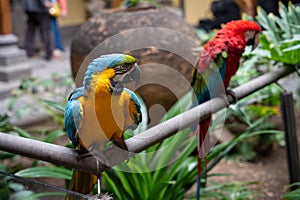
[75,149,91,161]
[219,89,238,107]
[226,89,238,104]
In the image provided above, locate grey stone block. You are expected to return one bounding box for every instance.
[0,63,32,82]
[0,34,27,65]
[0,81,20,99]
[0,50,27,66]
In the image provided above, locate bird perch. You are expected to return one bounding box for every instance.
[0,66,296,175]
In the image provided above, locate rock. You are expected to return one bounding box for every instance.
[71,7,201,125]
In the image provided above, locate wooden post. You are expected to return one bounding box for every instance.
[235,0,258,18]
[0,0,34,99]
[280,93,300,190]
[0,0,12,34]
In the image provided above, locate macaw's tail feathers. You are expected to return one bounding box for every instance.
[198,117,211,168]
[196,116,211,200]
[65,169,97,200]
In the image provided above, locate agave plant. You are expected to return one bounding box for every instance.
[281,182,300,200]
[256,2,300,66]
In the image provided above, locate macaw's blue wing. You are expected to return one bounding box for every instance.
[123,88,142,130]
[64,87,86,148]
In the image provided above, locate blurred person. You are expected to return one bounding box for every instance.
[21,0,53,60]
[50,0,67,58]
[198,0,300,31]
[198,0,241,31]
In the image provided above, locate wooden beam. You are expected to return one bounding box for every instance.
[0,66,296,175]
[0,0,12,34]
[280,93,300,190]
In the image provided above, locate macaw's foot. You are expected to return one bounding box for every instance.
[75,149,92,161]
[112,137,131,162]
[220,89,238,107]
[226,89,238,104]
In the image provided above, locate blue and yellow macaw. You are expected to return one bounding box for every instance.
[64,54,142,198]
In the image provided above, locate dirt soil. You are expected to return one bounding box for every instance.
[210,145,289,199]
[209,110,300,199]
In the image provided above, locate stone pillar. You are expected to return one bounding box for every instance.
[0,0,32,99]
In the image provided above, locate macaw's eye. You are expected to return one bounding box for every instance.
[115,64,133,74]
[121,64,131,70]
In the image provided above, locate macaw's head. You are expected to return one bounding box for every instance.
[112,55,140,84]
[110,54,141,95]
[222,20,262,50]
[84,54,141,94]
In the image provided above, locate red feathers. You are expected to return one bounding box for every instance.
[223,20,262,34]
[197,20,261,78]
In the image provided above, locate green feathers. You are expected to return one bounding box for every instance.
[191,53,227,104]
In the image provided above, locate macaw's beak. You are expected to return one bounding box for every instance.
[247,33,260,51]
[252,33,260,50]
[121,63,141,84]
[112,64,141,95]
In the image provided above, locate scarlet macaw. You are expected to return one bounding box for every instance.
[64,54,142,199]
[190,20,261,199]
